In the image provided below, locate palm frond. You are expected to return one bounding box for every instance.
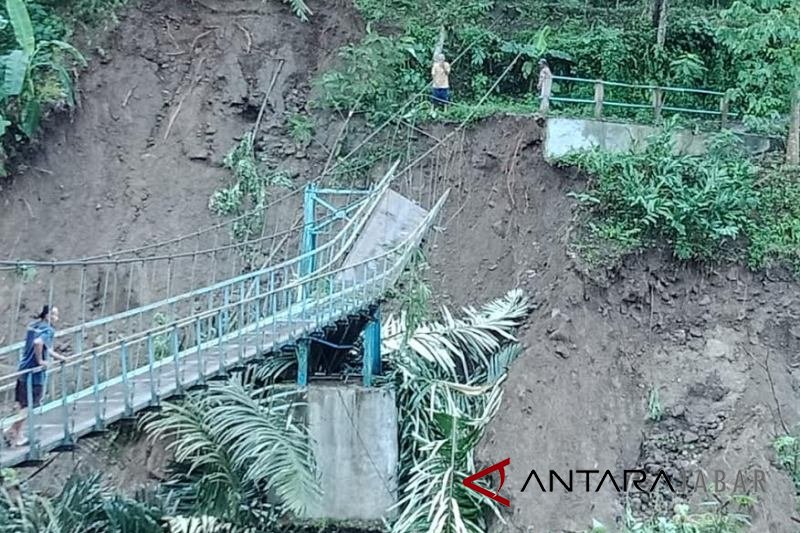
[388,290,530,381]
[203,381,320,517]
[163,515,255,533]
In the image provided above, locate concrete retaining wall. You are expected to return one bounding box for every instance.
[544,117,777,160]
[304,384,398,522]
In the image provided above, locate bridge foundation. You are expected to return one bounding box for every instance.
[304,383,398,522]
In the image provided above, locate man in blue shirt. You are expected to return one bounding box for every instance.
[5,305,67,447]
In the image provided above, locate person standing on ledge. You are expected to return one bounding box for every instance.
[537,58,553,115]
[431,53,451,106]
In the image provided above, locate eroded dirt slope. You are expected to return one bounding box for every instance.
[418,117,800,532]
[0,0,358,261]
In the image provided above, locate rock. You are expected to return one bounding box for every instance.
[705,338,730,359]
[189,153,208,161]
[689,327,703,338]
[699,295,712,306]
[671,404,685,418]
[790,325,800,340]
[548,328,571,343]
[683,431,699,444]
[491,220,506,238]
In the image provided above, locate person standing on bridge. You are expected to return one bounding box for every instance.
[537,58,553,115]
[431,52,451,106]
[4,305,67,447]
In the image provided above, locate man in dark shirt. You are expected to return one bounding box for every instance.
[5,305,67,446]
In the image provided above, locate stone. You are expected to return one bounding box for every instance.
[683,431,699,444]
[699,295,712,306]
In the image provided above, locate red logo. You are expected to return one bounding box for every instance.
[462,458,511,507]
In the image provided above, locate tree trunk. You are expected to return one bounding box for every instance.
[787,87,800,166]
[656,0,668,49]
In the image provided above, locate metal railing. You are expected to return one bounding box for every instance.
[544,75,732,125]
[0,184,448,464]
[0,165,400,370]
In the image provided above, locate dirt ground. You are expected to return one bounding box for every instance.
[0,0,358,262]
[2,1,800,532]
[417,118,800,532]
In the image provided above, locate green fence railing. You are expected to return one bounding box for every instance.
[546,75,732,126]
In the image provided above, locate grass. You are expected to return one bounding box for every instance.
[647,386,663,422]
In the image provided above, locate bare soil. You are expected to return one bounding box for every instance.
[2,2,799,532]
[419,117,800,532]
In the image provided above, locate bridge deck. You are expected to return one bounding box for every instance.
[0,317,316,466]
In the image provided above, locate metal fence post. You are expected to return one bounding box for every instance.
[60,361,72,446]
[171,327,182,394]
[363,307,382,387]
[26,372,39,460]
[120,341,132,416]
[296,339,309,388]
[147,334,157,405]
[91,350,103,430]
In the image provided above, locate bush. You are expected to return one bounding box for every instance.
[563,124,759,261]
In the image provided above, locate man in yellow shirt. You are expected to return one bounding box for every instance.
[431,53,451,106]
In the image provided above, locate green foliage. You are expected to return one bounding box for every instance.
[318,0,799,128]
[385,290,530,532]
[209,133,292,246]
[745,166,800,270]
[773,434,800,494]
[563,124,759,261]
[647,386,663,422]
[0,473,165,532]
[287,113,314,146]
[0,0,86,174]
[621,502,750,532]
[318,29,428,121]
[143,378,319,526]
[716,0,800,117]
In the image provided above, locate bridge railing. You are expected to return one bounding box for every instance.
[0,189,448,462]
[0,187,372,353]
[0,166,399,376]
[546,75,733,125]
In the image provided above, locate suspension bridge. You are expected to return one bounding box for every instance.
[0,163,447,467]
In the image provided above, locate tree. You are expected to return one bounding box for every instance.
[716,0,800,164]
